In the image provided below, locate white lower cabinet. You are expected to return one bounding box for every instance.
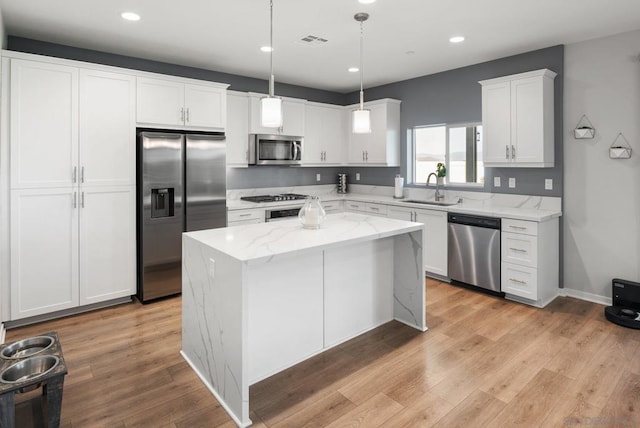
[10,188,79,318]
[227,208,263,226]
[322,200,344,214]
[79,187,135,305]
[387,206,448,277]
[10,186,135,320]
[500,218,559,307]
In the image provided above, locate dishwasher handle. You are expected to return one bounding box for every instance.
[448,213,501,229]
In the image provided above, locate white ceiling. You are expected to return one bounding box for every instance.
[1,0,640,93]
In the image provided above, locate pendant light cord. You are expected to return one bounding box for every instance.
[269,0,275,97]
[359,19,364,110]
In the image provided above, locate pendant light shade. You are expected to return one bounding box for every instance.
[261,96,283,128]
[352,109,371,133]
[261,0,283,128]
[352,12,371,134]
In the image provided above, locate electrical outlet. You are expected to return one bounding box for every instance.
[494,176,501,187]
[208,258,215,278]
[356,172,361,181]
[508,177,516,188]
[545,178,553,190]
[316,173,321,182]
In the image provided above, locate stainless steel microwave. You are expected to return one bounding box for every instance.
[249,134,303,165]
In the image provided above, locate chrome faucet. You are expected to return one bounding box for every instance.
[426,172,444,201]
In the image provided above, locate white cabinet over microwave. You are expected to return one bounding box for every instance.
[248,93,306,137]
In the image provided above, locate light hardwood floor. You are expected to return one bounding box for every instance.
[7,279,640,427]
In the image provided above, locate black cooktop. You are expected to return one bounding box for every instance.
[241,193,308,203]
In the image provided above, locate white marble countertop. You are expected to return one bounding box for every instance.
[227,191,562,222]
[184,212,422,264]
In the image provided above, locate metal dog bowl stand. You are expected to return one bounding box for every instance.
[0,331,68,428]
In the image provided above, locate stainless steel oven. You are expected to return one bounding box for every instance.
[249,134,303,165]
[265,207,301,222]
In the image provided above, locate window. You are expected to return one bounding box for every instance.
[412,123,483,185]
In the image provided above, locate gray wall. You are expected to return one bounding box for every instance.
[346,45,565,197]
[7,36,347,105]
[8,37,563,195]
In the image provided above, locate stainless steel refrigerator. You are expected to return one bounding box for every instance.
[137,130,226,302]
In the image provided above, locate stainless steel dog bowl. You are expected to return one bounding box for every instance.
[0,355,60,384]
[1,336,55,359]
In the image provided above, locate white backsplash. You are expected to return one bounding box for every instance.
[229,184,561,212]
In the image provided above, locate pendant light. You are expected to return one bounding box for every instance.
[261,0,283,128]
[352,12,371,134]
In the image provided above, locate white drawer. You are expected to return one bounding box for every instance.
[501,263,538,300]
[228,209,261,222]
[365,203,387,217]
[502,232,538,268]
[345,201,366,212]
[322,200,344,213]
[502,218,537,236]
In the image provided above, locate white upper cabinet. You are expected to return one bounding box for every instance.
[248,94,306,136]
[226,91,250,167]
[137,76,228,130]
[79,69,136,187]
[480,69,556,167]
[10,60,78,189]
[347,99,400,166]
[303,103,345,165]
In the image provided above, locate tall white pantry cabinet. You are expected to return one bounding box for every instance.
[6,58,136,320]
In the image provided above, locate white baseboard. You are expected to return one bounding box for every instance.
[0,323,5,344]
[560,288,612,307]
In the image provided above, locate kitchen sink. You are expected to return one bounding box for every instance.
[401,199,459,206]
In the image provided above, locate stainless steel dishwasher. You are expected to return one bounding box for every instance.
[448,213,502,294]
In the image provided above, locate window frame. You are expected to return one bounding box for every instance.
[410,121,484,187]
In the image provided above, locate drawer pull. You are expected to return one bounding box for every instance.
[509,225,527,230]
[509,278,527,285]
[509,248,527,253]
[370,207,379,211]
[239,213,252,217]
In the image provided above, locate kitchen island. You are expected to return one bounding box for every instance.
[181,212,425,427]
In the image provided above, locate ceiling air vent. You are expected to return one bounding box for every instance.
[297,35,328,46]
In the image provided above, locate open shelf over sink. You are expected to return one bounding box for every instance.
[401,199,459,206]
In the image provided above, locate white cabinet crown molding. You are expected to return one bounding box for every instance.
[1,50,229,90]
[478,68,557,86]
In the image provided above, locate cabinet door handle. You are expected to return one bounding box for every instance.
[509,225,527,230]
[72,167,77,183]
[365,151,369,161]
[370,207,379,211]
[511,145,515,159]
[506,145,510,159]
[509,247,527,253]
[186,108,190,123]
[80,166,85,183]
[509,278,527,285]
[362,151,365,161]
[81,192,85,208]
[73,192,77,208]
[180,108,185,122]
[239,213,252,217]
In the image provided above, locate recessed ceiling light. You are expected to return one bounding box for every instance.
[449,36,465,43]
[121,12,141,21]
[405,50,416,55]
[358,0,376,3]
[260,46,273,53]
[348,67,359,73]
